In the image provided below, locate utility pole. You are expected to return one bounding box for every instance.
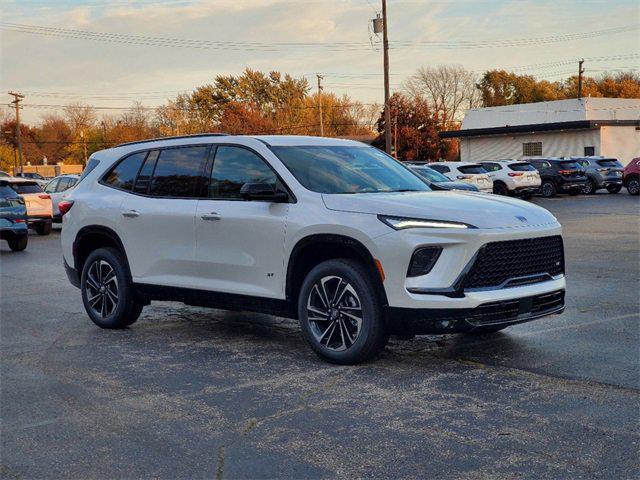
[578,59,585,98]
[382,0,392,154]
[8,91,24,174]
[316,74,324,136]
[393,115,398,159]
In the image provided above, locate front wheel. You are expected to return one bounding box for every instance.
[606,184,622,194]
[627,177,640,196]
[298,259,388,365]
[81,247,143,329]
[540,181,556,198]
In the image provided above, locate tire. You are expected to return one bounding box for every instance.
[582,179,597,195]
[493,182,508,196]
[627,177,640,196]
[81,247,143,329]
[540,180,556,198]
[606,184,622,194]
[297,258,388,365]
[35,222,52,236]
[8,235,28,251]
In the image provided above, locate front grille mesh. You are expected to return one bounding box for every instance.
[463,235,564,290]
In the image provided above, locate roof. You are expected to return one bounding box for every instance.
[428,161,483,166]
[441,98,640,138]
[1,177,38,184]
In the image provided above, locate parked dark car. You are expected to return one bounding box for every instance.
[573,157,624,194]
[407,164,479,192]
[623,157,640,196]
[528,158,588,198]
[0,180,28,251]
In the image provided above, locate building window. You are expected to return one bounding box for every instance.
[584,146,595,156]
[522,142,542,156]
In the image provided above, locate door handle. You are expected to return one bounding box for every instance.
[122,210,140,218]
[201,212,221,221]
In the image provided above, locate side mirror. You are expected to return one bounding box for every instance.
[240,183,288,203]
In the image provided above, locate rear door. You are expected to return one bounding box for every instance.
[113,146,209,288]
[194,145,289,299]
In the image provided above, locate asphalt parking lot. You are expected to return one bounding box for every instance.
[1,193,639,479]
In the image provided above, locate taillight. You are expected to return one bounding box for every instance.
[508,172,524,177]
[58,200,74,216]
[558,170,572,175]
[38,194,51,200]
[14,218,25,223]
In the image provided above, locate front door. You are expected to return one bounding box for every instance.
[195,145,288,299]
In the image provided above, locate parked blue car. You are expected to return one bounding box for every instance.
[0,180,28,251]
[574,157,624,194]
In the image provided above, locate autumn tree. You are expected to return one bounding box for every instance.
[372,93,444,162]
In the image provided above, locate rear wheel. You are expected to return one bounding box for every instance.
[606,184,622,194]
[493,182,508,196]
[540,181,556,198]
[298,258,388,364]
[582,179,597,195]
[35,222,52,236]
[627,177,640,196]
[81,247,143,329]
[8,235,28,251]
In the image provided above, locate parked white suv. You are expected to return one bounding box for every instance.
[427,162,493,193]
[61,135,566,364]
[480,160,541,199]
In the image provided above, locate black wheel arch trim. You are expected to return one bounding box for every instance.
[73,225,131,277]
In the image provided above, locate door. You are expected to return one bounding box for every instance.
[114,146,209,288]
[195,145,288,299]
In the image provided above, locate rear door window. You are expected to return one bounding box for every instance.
[149,146,208,198]
[508,163,536,171]
[458,165,487,174]
[10,182,43,194]
[104,151,147,191]
[133,150,159,194]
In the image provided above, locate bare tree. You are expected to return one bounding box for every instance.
[63,102,97,132]
[404,65,480,130]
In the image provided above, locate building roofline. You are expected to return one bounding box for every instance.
[439,120,640,138]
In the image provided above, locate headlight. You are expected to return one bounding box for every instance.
[378,215,476,230]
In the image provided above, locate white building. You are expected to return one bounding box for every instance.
[441,98,640,165]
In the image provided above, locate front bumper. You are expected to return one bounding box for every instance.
[385,289,565,334]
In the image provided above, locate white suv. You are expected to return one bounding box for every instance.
[480,160,541,199]
[427,162,493,193]
[61,135,566,364]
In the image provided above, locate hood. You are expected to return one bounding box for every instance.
[322,191,558,229]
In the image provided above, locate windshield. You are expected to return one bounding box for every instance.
[508,163,536,171]
[271,145,430,194]
[410,166,449,183]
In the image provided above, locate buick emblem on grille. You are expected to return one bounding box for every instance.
[516,216,528,223]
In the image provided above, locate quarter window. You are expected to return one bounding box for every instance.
[481,163,501,172]
[104,152,146,191]
[522,142,542,156]
[149,146,208,198]
[209,146,276,199]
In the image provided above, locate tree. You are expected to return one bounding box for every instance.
[404,65,480,129]
[63,103,97,165]
[372,93,445,162]
[34,114,72,164]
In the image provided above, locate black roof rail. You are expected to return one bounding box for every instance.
[115,133,228,148]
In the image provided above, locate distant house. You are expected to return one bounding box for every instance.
[440,98,640,165]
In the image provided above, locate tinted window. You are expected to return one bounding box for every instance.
[0,184,18,197]
[559,161,580,170]
[481,163,501,172]
[104,152,146,191]
[149,146,207,198]
[78,157,100,184]
[57,177,74,192]
[210,146,277,199]
[578,160,590,168]
[272,146,429,194]
[596,159,619,167]
[44,178,60,193]
[133,150,159,194]
[508,163,536,171]
[458,165,487,174]
[10,182,43,194]
[430,164,449,173]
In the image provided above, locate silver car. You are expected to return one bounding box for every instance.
[44,174,80,222]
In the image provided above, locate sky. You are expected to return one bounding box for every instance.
[1,0,639,124]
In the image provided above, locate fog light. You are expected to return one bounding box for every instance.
[407,247,442,277]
